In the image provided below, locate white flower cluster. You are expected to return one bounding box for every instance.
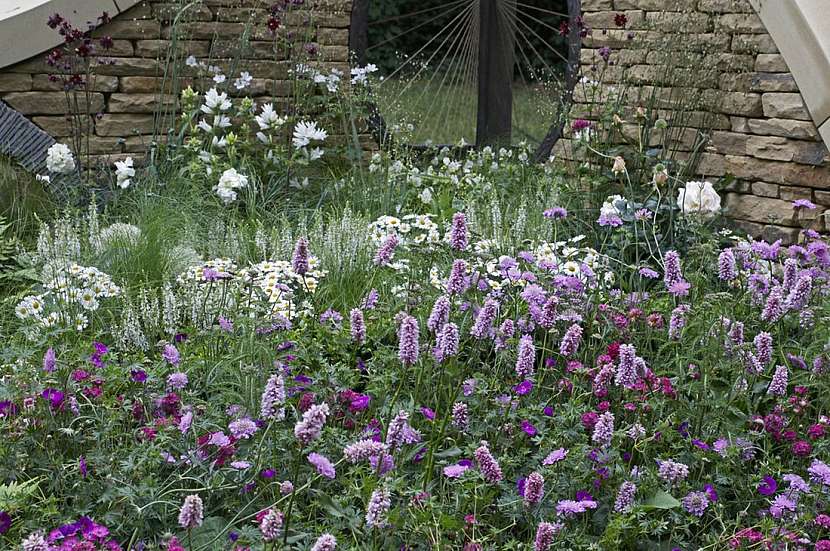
[255,103,286,145]
[292,121,327,161]
[45,143,75,175]
[215,168,249,204]
[176,256,327,321]
[677,181,721,218]
[350,64,378,85]
[114,157,135,189]
[368,214,441,246]
[197,88,233,146]
[15,263,121,332]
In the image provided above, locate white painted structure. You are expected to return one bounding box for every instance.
[0,0,141,69]
[751,0,830,145]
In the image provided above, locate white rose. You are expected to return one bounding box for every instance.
[45,143,75,175]
[677,181,721,217]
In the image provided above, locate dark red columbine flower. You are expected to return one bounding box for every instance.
[99,36,113,50]
[47,13,64,29]
[558,20,570,36]
[267,16,281,33]
[614,13,628,27]
[99,11,111,24]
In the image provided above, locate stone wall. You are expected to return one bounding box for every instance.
[578,0,830,241]
[0,0,351,165]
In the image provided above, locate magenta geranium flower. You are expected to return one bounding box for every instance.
[758,476,777,496]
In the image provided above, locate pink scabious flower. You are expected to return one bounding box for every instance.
[308,452,336,479]
[427,295,451,333]
[792,199,817,210]
[663,250,683,289]
[260,374,286,421]
[475,441,503,483]
[808,460,830,486]
[218,316,234,332]
[294,403,330,445]
[398,314,420,366]
[555,498,597,517]
[718,249,737,281]
[167,372,188,390]
[311,534,338,551]
[259,508,283,541]
[449,212,468,251]
[344,438,388,463]
[768,365,788,396]
[761,286,785,323]
[542,447,568,465]
[280,480,294,494]
[470,298,499,339]
[443,463,469,478]
[523,472,545,506]
[614,481,637,513]
[451,402,469,431]
[229,417,257,439]
[534,521,562,551]
[292,237,309,275]
[592,411,614,448]
[162,343,180,367]
[178,494,204,529]
[365,487,391,528]
[515,335,536,379]
[373,233,399,266]
[682,491,709,517]
[350,308,366,345]
[446,259,468,295]
[559,323,583,357]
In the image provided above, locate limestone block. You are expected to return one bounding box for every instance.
[2,91,105,115]
[762,93,811,120]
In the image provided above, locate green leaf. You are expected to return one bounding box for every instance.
[642,491,681,510]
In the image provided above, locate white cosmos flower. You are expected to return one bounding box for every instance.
[292,121,327,148]
[677,181,721,218]
[213,74,226,84]
[186,55,199,67]
[46,143,75,174]
[114,157,135,189]
[234,71,252,90]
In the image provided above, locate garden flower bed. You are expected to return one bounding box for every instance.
[0,7,828,551]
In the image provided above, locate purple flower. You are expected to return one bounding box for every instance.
[398,314,420,366]
[682,491,709,517]
[542,448,568,465]
[543,207,568,219]
[420,406,435,420]
[515,335,536,379]
[0,511,9,534]
[767,365,788,396]
[449,212,468,251]
[792,199,817,210]
[427,295,451,333]
[41,388,65,410]
[343,438,388,463]
[167,372,188,390]
[470,298,499,339]
[308,452,336,479]
[534,521,562,551]
[704,484,718,502]
[514,380,533,396]
[350,308,366,345]
[758,475,777,496]
[131,369,147,383]
[524,472,545,505]
[292,237,309,275]
[663,250,683,288]
[374,234,399,266]
[521,420,537,437]
[294,403,330,445]
[475,441,503,483]
[365,487,391,528]
[443,463,469,478]
[79,456,87,478]
[446,259,468,295]
[43,347,56,373]
[718,249,737,281]
[178,494,204,529]
[229,417,258,439]
[559,324,583,357]
[639,267,659,279]
[162,344,180,367]
[614,481,637,513]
